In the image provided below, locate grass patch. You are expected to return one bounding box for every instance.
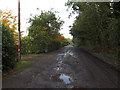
[3,60,33,79]
[15,60,33,71]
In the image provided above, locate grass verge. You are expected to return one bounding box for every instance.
[93,53,119,67]
[15,60,33,72]
[3,60,33,79]
[78,45,120,70]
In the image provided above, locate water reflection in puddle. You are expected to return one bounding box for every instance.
[63,50,77,58]
[57,50,77,61]
[59,74,73,84]
[52,49,77,87]
[58,60,62,64]
[54,67,62,71]
[51,74,73,84]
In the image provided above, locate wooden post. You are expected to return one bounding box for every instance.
[18,0,21,60]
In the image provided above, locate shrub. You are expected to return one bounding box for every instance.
[48,40,61,52]
[61,40,70,47]
[21,36,34,54]
[2,25,17,72]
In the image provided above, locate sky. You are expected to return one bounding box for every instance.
[0,0,77,39]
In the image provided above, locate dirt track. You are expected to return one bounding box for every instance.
[3,45,119,88]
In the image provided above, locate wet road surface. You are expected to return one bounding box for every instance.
[3,45,119,88]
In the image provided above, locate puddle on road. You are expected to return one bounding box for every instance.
[51,74,73,84]
[63,50,77,58]
[57,56,62,60]
[52,49,78,87]
[54,67,62,71]
[58,60,62,64]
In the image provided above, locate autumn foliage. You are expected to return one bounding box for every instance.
[1,10,18,72]
[21,11,69,54]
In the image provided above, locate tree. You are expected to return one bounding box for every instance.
[1,10,17,72]
[68,2,111,52]
[66,2,120,63]
[23,10,64,53]
[21,36,34,54]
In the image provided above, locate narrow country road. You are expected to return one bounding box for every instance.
[3,45,119,88]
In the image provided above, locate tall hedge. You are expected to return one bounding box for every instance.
[2,25,17,72]
[48,40,61,52]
